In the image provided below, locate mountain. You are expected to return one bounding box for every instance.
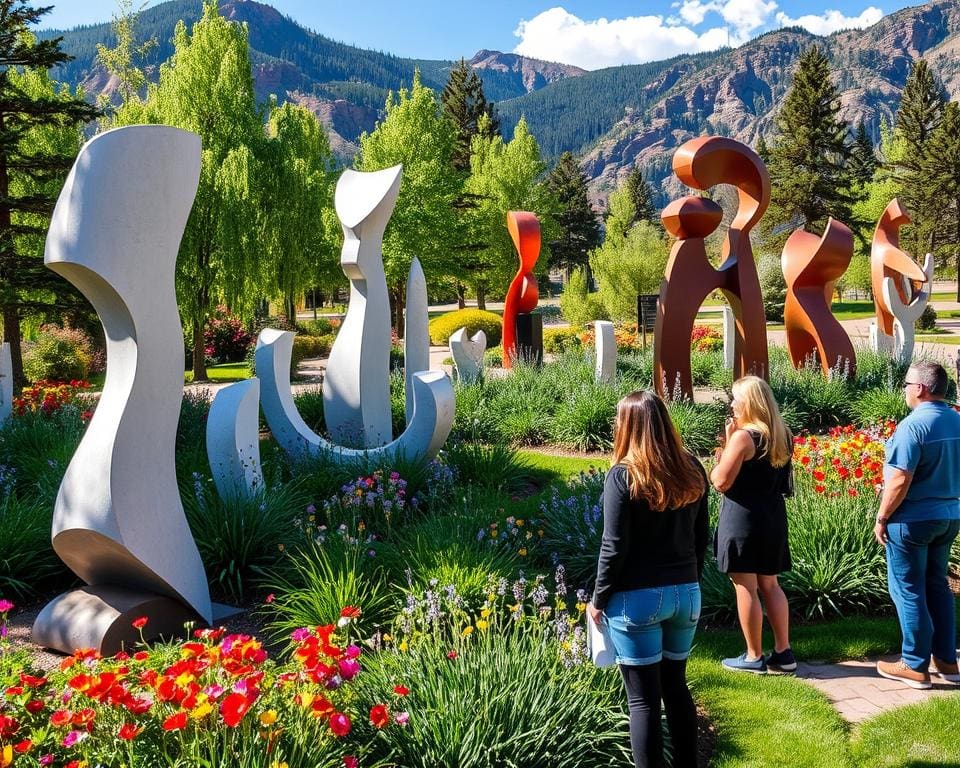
[40,0,585,159]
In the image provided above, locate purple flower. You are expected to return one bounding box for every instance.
[0,599,13,613]
[338,658,360,680]
[291,627,311,643]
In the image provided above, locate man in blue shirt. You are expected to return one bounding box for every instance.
[874,362,960,690]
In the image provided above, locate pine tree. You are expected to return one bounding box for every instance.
[764,45,853,248]
[545,152,600,276]
[623,166,658,226]
[0,1,100,388]
[441,58,499,172]
[920,101,960,300]
[755,134,770,163]
[849,122,877,186]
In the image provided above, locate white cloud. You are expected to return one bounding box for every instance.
[671,0,777,35]
[513,7,737,70]
[775,6,883,35]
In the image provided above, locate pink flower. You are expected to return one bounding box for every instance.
[344,644,361,659]
[343,757,358,768]
[291,627,311,643]
[0,599,13,612]
[62,730,86,748]
[395,711,409,726]
[338,658,360,681]
[40,756,54,766]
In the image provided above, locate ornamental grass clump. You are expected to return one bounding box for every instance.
[537,470,605,588]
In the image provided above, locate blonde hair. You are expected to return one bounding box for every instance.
[731,376,792,468]
[611,391,705,511]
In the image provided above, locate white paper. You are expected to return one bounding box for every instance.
[587,610,617,668]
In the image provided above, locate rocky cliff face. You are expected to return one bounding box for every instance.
[469,50,586,93]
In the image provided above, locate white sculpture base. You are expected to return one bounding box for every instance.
[721,306,735,371]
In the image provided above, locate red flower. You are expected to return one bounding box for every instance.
[25,700,44,714]
[393,685,409,696]
[20,673,47,688]
[118,723,141,741]
[131,617,148,630]
[0,714,18,739]
[13,739,31,754]
[329,711,351,737]
[49,710,72,728]
[340,606,361,619]
[813,471,825,482]
[343,757,358,768]
[446,650,458,660]
[220,692,254,728]
[162,711,188,731]
[815,484,826,494]
[369,703,389,729]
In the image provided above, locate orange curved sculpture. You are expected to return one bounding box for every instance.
[782,218,856,377]
[503,211,540,368]
[871,199,927,336]
[654,136,770,399]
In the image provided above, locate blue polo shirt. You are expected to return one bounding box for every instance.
[884,401,960,522]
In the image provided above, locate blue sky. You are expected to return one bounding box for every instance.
[43,0,915,69]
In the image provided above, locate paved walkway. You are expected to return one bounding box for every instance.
[795,655,959,723]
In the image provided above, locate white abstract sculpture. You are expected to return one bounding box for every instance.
[404,257,430,425]
[33,126,212,655]
[449,327,486,384]
[257,329,453,464]
[721,306,735,371]
[870,252,934,364]
[207,379,264,502]
[323,166,401,448]
[0,343,12,421]
[594,320,616,384]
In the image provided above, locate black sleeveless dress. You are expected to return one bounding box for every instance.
[714,430,792,575]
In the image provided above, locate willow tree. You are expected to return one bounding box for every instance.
[263,101,338,321]
[120,0,264,380]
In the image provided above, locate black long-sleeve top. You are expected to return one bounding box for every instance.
[592,462,710,610]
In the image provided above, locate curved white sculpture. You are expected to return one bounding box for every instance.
[594,320,616,384]
[323,166,402,448]
[0,343,12,421]
[33,125,211,654]
[257,329,454,464]
[870,252,933,364]
[207,379,264,502]
[449,327,486,384]
[404,257,430,426]
[721,306,735,371]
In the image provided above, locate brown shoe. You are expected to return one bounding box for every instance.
[877,659,932,690]
[932,657,960,684]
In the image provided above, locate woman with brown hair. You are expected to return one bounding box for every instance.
[588,390,709,768]
[711,375,794,674]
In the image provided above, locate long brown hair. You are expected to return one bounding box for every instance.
[611,391,705,511]
[730,376,792,468]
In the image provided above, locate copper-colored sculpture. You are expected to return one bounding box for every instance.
[871,198,927,336]
[782,218,856,377]
[654,137,770,399]
[503,211,540,368]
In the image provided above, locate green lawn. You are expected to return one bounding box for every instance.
[516,449,606,485]
[850,696,960,767]
[184,362,252,383]
[917,334,960,346]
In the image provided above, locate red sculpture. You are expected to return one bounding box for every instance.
[782,218,856,377]
[654,137,770,399]
[503,211,540,368]
[871,199,927,336]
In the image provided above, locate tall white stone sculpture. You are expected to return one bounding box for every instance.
[257,329,453,464]
[721,306,735,371]
[594,320,616,384]
[207,379,264,502]
[869,252,934,364]
[404,257,430,426]
[449,327,486,384]
[33,126,212,655]
[323,166,401,448]
[0,343,12,421]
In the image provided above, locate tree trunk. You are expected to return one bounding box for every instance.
[285,293,297,327]
[476,282,486,311]
[3,305,23,391]
[391,285,405,338]
[192,316,207,381]
[456,281,466,309]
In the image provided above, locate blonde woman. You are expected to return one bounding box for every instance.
[711,375,795,674]
[589,391,708,768]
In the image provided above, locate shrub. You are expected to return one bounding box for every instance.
[543,326,583,354]
[0,493,66,596]
[23,325,96,382]
[851,387,910,426]
[292,333,333,370]
[293,385,325,433]
[549,384,618,451]
[428,309,502,347]
[666,399,725,456]
[690,349,726,387]
[916,304,937,331]
[758,252,786,322]
[690,324,722,352]
[559,266,608,327]
[442,441,533,493]
[175,389,211,476]
[298,317,340,336]
[203,305,253,364]
[483,345,503,367]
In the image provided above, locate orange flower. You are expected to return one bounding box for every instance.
[118,722,141,740]
[162,711,188,731]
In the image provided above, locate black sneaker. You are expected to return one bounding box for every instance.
[767,647,797,673]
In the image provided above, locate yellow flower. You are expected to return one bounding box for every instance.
[519,547,528,556]
[475,619,489,631]
[461,626,475,637]
[271,762,289,768]
[480,608,491,618]
[1,745,12,768]
[383,633,393,642]
[191,701,214,720]
[260,710,278,726]
[399,640,409,652]
[487,593,496,602]
[516,519,525,526]
[576,602,587,612]
[509,603,521,613]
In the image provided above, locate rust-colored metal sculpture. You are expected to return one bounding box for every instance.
[503,211,540,368]
[871,198,927,336]
[781,218,856,377]
[654,136,770,399]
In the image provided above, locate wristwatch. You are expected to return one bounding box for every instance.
[875,516,889,524]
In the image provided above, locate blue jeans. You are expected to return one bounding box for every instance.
[603,583,701,666]
[885,519,960,672]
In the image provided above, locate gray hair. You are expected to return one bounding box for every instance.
[909,361,948,397]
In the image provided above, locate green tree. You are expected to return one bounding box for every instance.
[764,46,853,249]
[920,101,960,300]
[623,166,658,226]
[357,70,462,328]
[441,58,499,172]
[0,2,99,387]
[545,151,600,276]
[263,101,338,321]
[116,0,264,380]
[464,116,552,308]
[755,133,770,163]
[95,0,156,109]
[849,122,877,187]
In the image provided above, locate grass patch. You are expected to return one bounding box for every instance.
[516,449,607,484]
[917,334,960,345]
[184,362,252,383]
[851,696,960,767]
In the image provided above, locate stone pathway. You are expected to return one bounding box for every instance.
[795,655,959,723]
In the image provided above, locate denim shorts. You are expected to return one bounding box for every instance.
[602,582,701,665]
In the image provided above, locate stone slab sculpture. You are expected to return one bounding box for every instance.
[207,379,264,502]
[33,125,212,655]
[503,211,540,368]
[654,137,769,400]
[721,306,735,371]
[257,328,453,464]
[0,343,12,421]
[782,218,856,378]
[404,257,429,426]
[449,327,486,384]
[594,320,616,384]
[323,165,402,448]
